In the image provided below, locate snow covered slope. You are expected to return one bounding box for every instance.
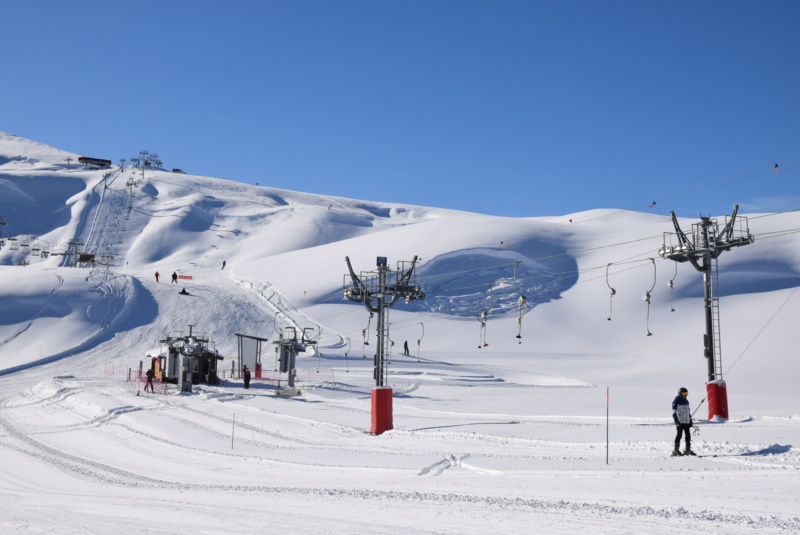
[1,132,799,534]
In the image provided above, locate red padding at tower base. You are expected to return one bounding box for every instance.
[371,387,393,435]
[255,363,262,379]
[707,380,729,421]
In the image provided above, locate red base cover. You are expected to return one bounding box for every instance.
[371,387,393,435]
[707,380,729,420]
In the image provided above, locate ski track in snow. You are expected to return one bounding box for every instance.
[1,374,799,534]
[0,271,63,348]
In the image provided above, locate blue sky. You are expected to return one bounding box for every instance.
[2,0,798,218]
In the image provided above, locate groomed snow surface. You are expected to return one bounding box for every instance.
[1,132,799,534]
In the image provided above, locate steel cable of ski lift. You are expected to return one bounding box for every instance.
[723,283,800,380]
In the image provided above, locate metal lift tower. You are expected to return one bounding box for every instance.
[273,327,317,392]
[658,204,754,420]
[343,256,425,434]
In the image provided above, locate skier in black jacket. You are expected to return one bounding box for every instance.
[672,387,695,456]
[243,365,251,389]
[144,368,155,393]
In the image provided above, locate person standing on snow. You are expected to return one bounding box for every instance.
[144,368,155,393]
[403,340,409,356]
[171,272,178,284]
[155,271,160,283]
[243,365,251,389]
[222,260,226,270]
[672,387,695,456]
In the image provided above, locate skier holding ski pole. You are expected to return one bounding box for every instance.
[672,387,696,456]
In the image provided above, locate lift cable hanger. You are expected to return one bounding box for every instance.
[605,263,616,321]
[387,331,394,366]
[272,311,283,339]
[416,322,424,362]
[642,258,656,336]
[514,261,528,343]
[668,262,678,312]
[477,303,488,348]
[362,311,374,358]
[315,327,324,372]
[477,284,494,348]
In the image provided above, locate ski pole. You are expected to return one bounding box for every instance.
[691,398,705,436]
[691,397,706,418]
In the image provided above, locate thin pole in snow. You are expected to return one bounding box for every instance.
[232,413,236,450]
[606,387,610,465]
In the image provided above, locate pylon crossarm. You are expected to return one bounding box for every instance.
[386,256,421,307]
[720,204,740,241]
[669,211,693,253]
[344,256,374,308]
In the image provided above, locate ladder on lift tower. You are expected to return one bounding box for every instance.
[377,306,391,384]
[709,255,723,381]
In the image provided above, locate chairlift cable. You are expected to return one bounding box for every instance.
[723,283,800,379]
[649,161,800,209]
[748,208,800,220]
[358,258,663,340]
[425,254,659,297]
[418,235,662,286]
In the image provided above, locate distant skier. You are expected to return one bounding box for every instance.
[672,387,696,456]
[222,260,226,270]
[144,368,155,393]
[155,271,160,283]
[171,271,178,284]
[243,365,251,389]
[403,340,409,356]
